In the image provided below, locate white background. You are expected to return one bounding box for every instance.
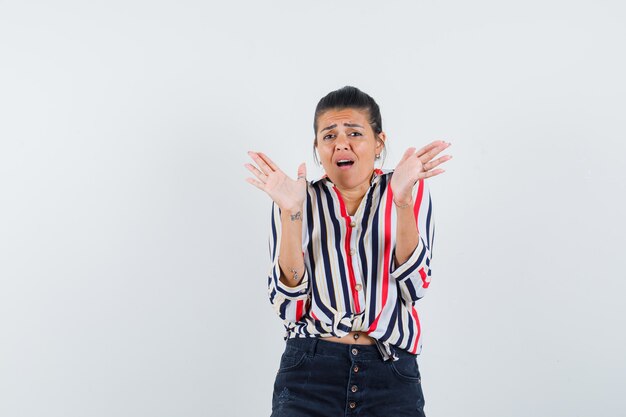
[1,1,625,416]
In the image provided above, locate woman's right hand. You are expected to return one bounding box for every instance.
[244,151,307,213]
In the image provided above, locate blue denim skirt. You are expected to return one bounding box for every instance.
[271,337,426,417]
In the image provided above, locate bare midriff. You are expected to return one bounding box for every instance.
[321,331,376,345]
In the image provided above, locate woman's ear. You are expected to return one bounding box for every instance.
[376,132,387,151]
[314,141,321,167]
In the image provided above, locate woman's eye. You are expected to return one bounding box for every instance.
[323,132,361,140]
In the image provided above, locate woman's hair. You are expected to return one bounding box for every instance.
[312,85,387,166]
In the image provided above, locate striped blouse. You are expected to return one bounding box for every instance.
[266,168,435,361]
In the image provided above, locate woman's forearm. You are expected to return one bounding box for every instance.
[278,207,306,288]
[395,204,419,266]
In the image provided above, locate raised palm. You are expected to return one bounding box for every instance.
[391,140,452,203]
[245,151,307,213]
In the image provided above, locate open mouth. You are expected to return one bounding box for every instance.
[336,159,355,168]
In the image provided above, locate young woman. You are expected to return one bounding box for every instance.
[245,86,452,416]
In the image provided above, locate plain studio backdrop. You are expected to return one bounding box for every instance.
[1,1,625,416]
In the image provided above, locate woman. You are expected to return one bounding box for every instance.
[245,86,452,417]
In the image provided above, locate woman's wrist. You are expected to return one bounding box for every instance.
[393,197,412,208]
[281,202,305,219]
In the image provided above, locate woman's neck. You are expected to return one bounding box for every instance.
[333,171,374,215]
[335,183,368,205]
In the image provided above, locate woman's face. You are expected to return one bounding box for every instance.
[315,108,385,190]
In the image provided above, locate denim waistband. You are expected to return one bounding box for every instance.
[285,336,415,362]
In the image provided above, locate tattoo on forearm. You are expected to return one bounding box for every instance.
[288,267,299,281]
[290,211,302,221]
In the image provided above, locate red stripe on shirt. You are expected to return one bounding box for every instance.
[419,267,430,288]
[367,185,393,333]
[333,186,361,313]
[411,179,425,353]
[414,178,424,227]
[295,300,304,321]
[410,305,421,354]
[311,310,319,321]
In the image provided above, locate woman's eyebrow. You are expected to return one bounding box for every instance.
[320,123,364,133]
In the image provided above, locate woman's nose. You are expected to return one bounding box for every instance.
[335,134,350,150]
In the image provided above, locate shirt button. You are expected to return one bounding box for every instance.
[350,248,356,256]
[353,365,359,372]
[350,221,356,227]
[351,385,358,392]
[349,402,356,409]
[355,284,362,291]
[351,348,359,355]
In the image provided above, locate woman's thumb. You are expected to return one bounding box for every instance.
[297,162,306,179]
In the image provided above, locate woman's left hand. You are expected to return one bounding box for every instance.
[390,140,452,205]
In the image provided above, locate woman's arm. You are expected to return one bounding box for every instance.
[277,205,306,288]
[390,179,435,302]
[267,201,310,322]
[390,141,448,264]
[245,151,311,321]
[245,150,308,288]
[394,195,420,266]
[389,141,450,302]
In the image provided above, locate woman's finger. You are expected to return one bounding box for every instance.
[423,168,445,179]
[419,142,450,165]
[257,152,281,172]
[297,162,306,180]
[247,151,272,175]
[400,147,416,163]
[244,163,267,182]
[245,177,266,191]
[415,140,445,158]
[422,154,452,171]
